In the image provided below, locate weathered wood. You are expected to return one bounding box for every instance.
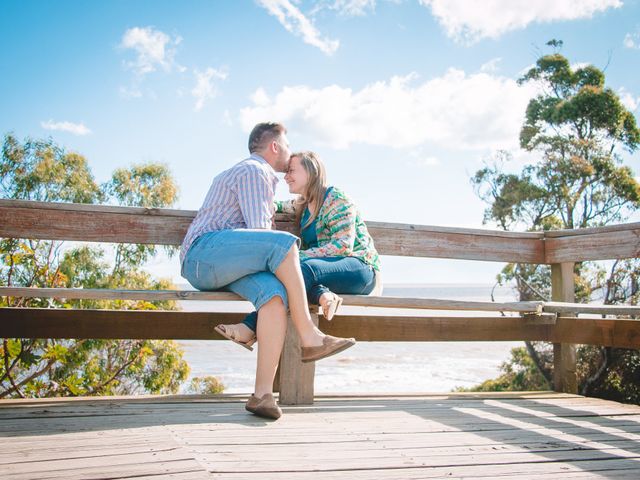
[0,199,545,262]
[0,287,545,313]
[367,222,544,263]
[543,302,640,316]
[3,309,639,348]
[278,313,318,405]
[0,308,246,340]
[552,262,578,394]
[552,317,640,349]
[2,394,640,480]
[0,286,244,302]
[545,224,640,263]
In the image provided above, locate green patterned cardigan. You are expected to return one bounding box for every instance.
[276,186,380,271]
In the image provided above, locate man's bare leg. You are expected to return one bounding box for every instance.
[274,244,328,348]
[254,296,287,397]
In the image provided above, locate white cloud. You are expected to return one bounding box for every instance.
[418,0,622,43]
[192,67,228,111]
[480,58,501,73]
[312,0,377,16]
[257,0,339,55]
[618,87,639,111]
[41,120,92,136]
[624,30,640,49]
[120,26,181,76]
[240,69,536,151]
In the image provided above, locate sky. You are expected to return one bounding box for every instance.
[2,0,640,285]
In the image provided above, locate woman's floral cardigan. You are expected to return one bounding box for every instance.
[276,186,380,271]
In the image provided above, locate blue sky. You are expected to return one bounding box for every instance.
[2,0,640,284]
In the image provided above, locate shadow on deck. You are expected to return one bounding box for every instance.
[1,392,640,479]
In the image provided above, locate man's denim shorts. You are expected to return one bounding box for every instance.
[181,229,299,310]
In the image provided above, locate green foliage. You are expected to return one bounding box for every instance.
[0,133,208,398]
[471,43,640,404]
[188,376,226,395]
[456,347,551,392]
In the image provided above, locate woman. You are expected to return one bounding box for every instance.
[215,151,381,349]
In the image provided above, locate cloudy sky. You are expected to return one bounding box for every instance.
[2,0,639,284]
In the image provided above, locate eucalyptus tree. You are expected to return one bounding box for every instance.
[0,134,191,398]
[472,41,640,402]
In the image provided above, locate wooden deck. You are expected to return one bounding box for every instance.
[1,393,640,479]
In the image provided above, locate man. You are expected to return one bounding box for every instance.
[181,122,355,419]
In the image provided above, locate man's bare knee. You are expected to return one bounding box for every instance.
[260,295,286,313]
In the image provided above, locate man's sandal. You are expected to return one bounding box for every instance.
[214,324,257,351]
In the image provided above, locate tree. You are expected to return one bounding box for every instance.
[0,133,193,398]
[471,41,640,403]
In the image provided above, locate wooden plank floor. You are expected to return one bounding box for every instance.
[1,392,640,479]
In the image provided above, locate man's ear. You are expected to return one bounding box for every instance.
[269,140,278,153]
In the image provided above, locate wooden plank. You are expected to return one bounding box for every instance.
[545,227,640,263]
[551,317,640,349]
[0,199,545,263]
[278,313,317,405]
[2,308,639,347]
[0,200,298,246]
[319,314,553,342]
[0,307,246,340]
[551,263,578,394]
[544,302,640,316]
[2,199,639,263]
[367,223,544,263]
[0,287,245,302]
[0,287,546,313]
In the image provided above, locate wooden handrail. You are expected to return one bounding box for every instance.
[2,199,639,263]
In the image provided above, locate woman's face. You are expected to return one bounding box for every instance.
[284,155,309,195]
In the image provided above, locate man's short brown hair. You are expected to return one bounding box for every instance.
[248,122,287,154]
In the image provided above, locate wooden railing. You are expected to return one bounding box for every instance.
[1,199,639,402]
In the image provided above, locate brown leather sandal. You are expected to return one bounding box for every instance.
[214,324,257,351]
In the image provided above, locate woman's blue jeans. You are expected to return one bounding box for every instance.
[242,256,376,332]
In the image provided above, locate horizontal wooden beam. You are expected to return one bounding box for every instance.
[551,317,640,349]
[3,308,638,348]
[543,301,640,316]
[2,199,638,263]
[0,287,544,313]
[0,308,246,340]
[320,314,552,342]
[0,199,544,263]
[7,287,639,316]
[545,225,640,263]
[367,223,544,263]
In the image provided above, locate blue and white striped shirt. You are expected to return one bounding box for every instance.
[180,154,278,263]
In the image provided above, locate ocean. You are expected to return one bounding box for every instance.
[177,284,523,394]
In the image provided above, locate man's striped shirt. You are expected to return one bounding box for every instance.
[180,154,278,263]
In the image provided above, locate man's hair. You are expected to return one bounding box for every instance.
[248,122,286,154]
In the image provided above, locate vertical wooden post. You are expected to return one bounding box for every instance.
[551,262,577,394]
[277,312,317,405]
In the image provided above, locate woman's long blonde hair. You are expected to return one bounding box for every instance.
[291,151,328,229]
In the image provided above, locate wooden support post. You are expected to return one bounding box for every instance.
[551,262,577,394]
[277,312,317,405]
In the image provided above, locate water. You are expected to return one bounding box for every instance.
[177,284,522,394]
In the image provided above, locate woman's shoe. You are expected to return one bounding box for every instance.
[245,393,282,419]
[214,324,257,351]
[321,293,343,321]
